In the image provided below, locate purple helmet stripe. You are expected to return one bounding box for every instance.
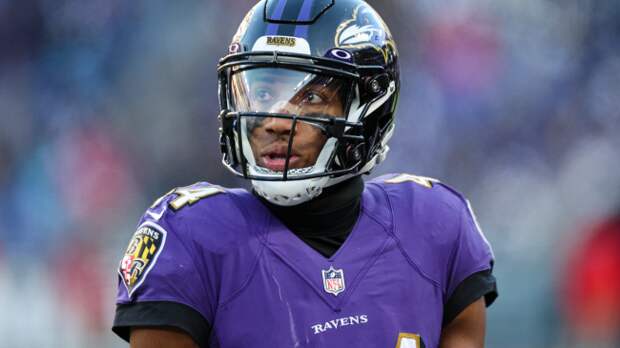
[294,0,315,38]
[296,0,315,21]
[295,0,314,38]
[266,0,288,35]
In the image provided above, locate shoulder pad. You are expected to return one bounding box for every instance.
[118,184,266,312]
[370,173,466,211]
[139,183,268,246]
[367,173,469,285]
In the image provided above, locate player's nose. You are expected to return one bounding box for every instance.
[263,116,295,136]
[265,101,297,135]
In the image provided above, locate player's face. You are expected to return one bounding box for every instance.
[230,68,347,172]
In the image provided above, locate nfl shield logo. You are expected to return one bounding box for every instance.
[322,266,345,296]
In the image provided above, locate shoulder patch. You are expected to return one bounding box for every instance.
[118,222,167,297]
[384,173,439,188]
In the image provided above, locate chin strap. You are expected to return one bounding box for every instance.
[252,177,328,206]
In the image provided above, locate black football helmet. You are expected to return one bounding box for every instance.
[218,0,399,205]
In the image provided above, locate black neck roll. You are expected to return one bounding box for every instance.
[257,176,364,239]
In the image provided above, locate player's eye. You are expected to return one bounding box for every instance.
[301,91,326,105]
[253,88,273,102]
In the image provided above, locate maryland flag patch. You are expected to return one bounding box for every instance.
[119,223,166,297]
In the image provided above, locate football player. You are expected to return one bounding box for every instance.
[113,1,497,347]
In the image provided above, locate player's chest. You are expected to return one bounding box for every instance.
[212,216,443,348]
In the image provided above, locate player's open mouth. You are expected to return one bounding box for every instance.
[260,148,301,171]
[260,154,301,171]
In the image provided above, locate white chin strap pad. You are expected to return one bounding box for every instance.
[252,176,329,206]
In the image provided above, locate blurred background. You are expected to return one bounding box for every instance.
[1,0,619,347]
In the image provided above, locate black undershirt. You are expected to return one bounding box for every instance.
[258,176,365,258]
[113,177,498,347]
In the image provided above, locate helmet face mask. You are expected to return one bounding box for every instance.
[231,67,355,176]
[218,0,399,205]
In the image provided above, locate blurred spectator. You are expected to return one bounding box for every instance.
[51,238,108,333]
[0,0,44,66]
[53,124,135,228]
[560,211,620,347]
[422,12,501,99]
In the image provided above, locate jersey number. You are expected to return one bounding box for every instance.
[385,174,438,188]
[150,185,224,212]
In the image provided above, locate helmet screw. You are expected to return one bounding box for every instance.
[370,79,381,93]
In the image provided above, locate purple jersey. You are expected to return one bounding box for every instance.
[115,173,494,347]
